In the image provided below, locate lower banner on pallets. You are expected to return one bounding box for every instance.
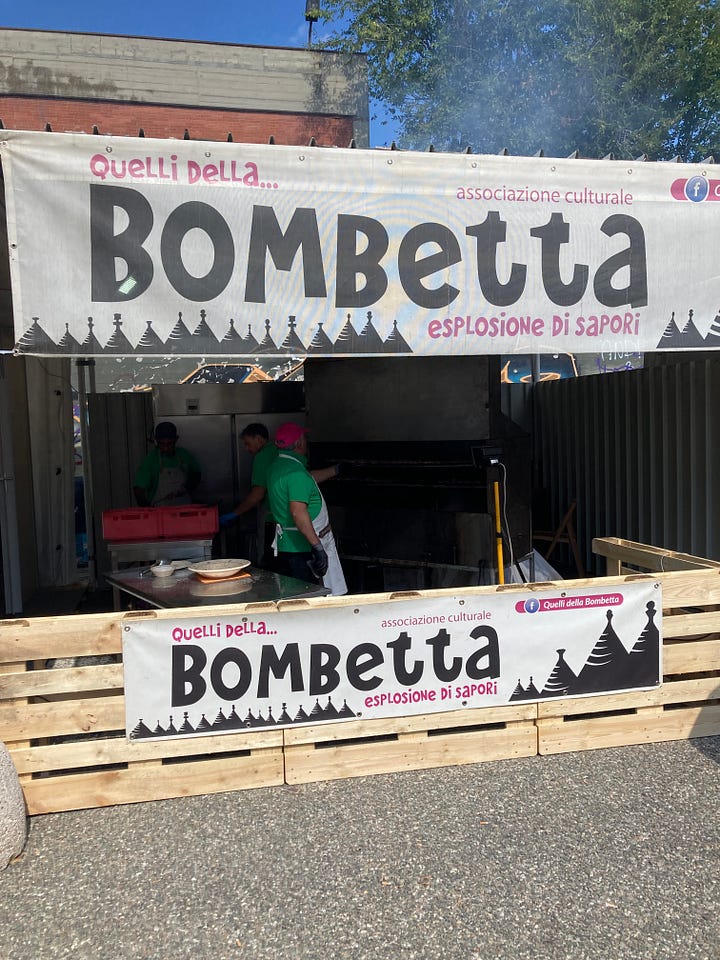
[122,581,662,742]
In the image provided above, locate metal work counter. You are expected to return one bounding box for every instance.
[105,538,215,608]
[105,566,329,609]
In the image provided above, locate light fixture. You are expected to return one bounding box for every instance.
[305,1,320,44]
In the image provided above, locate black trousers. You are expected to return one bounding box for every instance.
[274,551,318,585]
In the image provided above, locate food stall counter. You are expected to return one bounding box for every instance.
[105,565,329,610]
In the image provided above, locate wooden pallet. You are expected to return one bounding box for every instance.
[537,561,720,755]
[3,549,720,813]
[283,703,538,784]
[0,608,284,814]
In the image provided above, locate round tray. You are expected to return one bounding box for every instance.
[188,559,251,579]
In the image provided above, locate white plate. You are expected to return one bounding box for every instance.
[188,558,251,579]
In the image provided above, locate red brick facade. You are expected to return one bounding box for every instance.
[0,96,356,146]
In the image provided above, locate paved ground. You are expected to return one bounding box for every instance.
[1,737,718,960]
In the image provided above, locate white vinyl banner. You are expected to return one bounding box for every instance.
[0,130,719,357]
[122,582,661,742]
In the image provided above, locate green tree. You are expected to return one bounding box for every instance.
[318,0,720,160]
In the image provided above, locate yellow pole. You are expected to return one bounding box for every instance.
[493,479,504,584]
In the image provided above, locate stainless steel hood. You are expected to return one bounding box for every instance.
[152,382,304,418]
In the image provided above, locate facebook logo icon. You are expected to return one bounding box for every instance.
[685,176,709,202]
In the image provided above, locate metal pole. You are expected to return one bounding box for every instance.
[76,359,97,586]
[529,354,541,582]
[0,356,23,613]
[493,476,505,585]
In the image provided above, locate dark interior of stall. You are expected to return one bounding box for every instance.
[83,354,533,599]
[303,356,532,592]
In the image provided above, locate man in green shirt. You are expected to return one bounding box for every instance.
[220,423,279,565]
[267,421,346,594]
[133,421,201,507]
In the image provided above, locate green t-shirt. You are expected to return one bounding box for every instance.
[133,447,200,505]
[267,451,322,553]
[251,442,279,524]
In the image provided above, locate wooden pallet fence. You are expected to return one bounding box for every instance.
[0,607,284,815]
[536,543,720,756]
[3,545,720,814]
[283,703,538,785]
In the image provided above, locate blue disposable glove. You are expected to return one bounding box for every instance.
[220,511,237,528]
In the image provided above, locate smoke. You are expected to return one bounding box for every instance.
[341,0,720,161]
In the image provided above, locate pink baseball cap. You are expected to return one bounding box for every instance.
[275,422,308,449]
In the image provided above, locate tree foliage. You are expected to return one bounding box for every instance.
[317,0,720,160]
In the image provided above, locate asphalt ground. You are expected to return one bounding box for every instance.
[1,737,718,960]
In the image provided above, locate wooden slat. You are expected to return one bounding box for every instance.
[0,659,31,773]
[663,610,720,638]
[285,721,537,784]
[283,703,536,746]
[22,748,285,814]
[657,569,720,607]
[0,694,125,741]
[0,613,122,663]
[0,663,124,699]
[536,676,720,719]
[664,639,720,674]
[9,727,284,775]
[537,704,720,755]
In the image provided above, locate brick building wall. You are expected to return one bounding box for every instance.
[0,28,368,146]
[0,96,356,145]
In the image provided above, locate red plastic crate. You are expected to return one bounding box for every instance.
[157,504,218,539]
[102,508,161,542]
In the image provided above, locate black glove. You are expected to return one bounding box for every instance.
[308,542,329,578]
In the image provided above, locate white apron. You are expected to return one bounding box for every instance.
[273,456,347,596]
[152,462,192,506]
[308,498,347,596]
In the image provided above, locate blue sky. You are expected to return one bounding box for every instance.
[1,1,319,51]
[0,1,398,144]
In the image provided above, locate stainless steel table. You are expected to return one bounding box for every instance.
[105,565,329,609]
[106,538,214,609]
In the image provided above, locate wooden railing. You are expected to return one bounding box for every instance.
[593,537,720,575]
[1,540,718,814]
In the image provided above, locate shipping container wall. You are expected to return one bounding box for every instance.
[534,359,720,573]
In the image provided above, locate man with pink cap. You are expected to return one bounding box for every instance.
[267,422,347,595]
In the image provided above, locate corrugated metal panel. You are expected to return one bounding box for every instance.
[88,392,153,580]
[499,382,533,436]
[535,361,720,573]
